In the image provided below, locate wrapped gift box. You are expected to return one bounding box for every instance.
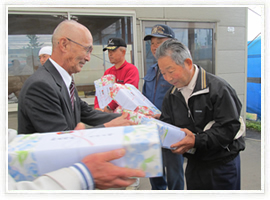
[123,109,186,149]
[110,83,161,115]
[94,74,116,108]
[8,124,162,182]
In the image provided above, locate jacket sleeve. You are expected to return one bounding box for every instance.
[8,165,94,190]
[8,131,94,191]
[80,98,121,127]
[194,83,242,151]
[159,90,174,124]
[22,80,72,133]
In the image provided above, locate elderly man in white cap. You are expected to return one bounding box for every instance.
[39,46,52,65]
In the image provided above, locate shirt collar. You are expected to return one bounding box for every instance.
[49,58,73,89]
[115,60,127,70]
[178,64,199,91]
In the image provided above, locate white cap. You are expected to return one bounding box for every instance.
[39,46,52,56]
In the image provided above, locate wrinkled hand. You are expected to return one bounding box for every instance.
[170,128,195,154]
[103,106,113,113]
[104,112,136,127]
[74,122,86,130]
[145,113,160,119]
[152,114,161,119]
[95,108,104,112]
[82,149,145,189]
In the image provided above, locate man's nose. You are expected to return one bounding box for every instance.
[85,51,91,61]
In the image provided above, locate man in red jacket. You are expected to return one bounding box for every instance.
[94,38,139,113]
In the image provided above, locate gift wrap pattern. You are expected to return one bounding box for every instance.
[121,109,186,149]
[94,74,116,108]
[110,83,161,115]
[8,124,162,182]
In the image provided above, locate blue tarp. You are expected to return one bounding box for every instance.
[247,36,261,120]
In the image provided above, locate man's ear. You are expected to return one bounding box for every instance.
[184,58,193,69]
[121,48,126,55]
[58,37,69,52]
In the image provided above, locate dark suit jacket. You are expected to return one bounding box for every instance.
[18,59,120,134]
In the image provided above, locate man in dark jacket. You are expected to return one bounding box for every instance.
[18,20,134,134]
[156,39,245,190]
[143,24,184,190]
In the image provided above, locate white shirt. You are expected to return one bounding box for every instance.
[49,58,73,96]
[178,64,199,104]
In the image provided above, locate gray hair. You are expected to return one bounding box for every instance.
[118,46,126,52]
[156,39,193,66]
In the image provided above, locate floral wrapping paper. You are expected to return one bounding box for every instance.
[119,109,185,149]
[110,83,161,115]
[94,74,116,109]
[94,74,116,88]
[114,105,155,116]
[8,124,162,182]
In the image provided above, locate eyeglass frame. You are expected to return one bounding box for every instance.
[66,37,93,53]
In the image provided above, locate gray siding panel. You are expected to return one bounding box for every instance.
[219,73,245,95]
[163,7,246,26]
[217,26,247,50]
[216,51,246,74]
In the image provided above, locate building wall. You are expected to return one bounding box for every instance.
[110,7,248,116]
[8,6,247,118]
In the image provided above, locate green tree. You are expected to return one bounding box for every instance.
[26,35,44,49]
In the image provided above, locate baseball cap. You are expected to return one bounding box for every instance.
[39,46,52,56]
[144,24,175,41]
[103,38,127,51]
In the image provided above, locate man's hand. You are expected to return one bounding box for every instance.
[82,149,145,189]
[74,122,85,130]
[104,112,136,127]
[152,114,161,119]
[95,108,104,112]
[144,113,160,119]
[170,128,195,154]
[104,106,113,113]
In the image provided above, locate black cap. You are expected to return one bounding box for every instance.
[103,38,127,51]
[144,24,175,41]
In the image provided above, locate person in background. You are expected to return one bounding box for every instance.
[142,24,184,190]
[94,38,139,113]
[10,59,21,75]
[8,123,145,190]
[156,39,245,190]
[39,46,52,66]
[18,20,134,135]
[94,37,140,190]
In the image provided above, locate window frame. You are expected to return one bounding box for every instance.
[7,7,137,111]
[141,20,216,76]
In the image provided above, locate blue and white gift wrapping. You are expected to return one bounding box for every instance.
[122,109,186,149]
[8,124,162,182]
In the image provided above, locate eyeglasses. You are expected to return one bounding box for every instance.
[66,37,93,53]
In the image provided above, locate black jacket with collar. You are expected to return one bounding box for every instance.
[18,59,120,134]
[160,65,245,166]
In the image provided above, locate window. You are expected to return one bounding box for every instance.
[143,21,215,75]
[8,13,65,103]
[8,12,134,104]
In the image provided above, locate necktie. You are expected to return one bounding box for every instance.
[69,78,75,110]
